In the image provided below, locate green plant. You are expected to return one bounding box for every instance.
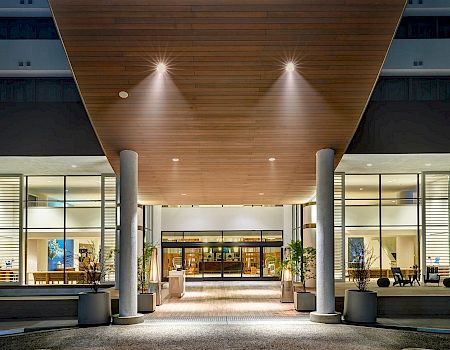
[138,242,157,294]
[443,278,450,288]
[377,277,390,287]
[270,240,316,292]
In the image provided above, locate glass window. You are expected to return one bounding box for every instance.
[262,230,282,242]
[411,78,438,101]
[263,247,281,277]
[184,231,222,243]
[223,231,260,242]
[162,231,183,242]
[26,229,64,284]
[438,16,450,38]
[345,175,379,200]
[242,247,260,277]
[202,247,223,278]
[162,248,182,279]
[185,248,202,278]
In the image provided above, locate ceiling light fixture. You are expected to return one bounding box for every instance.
[71,165,77,168]
[425,163,431,167]
[172,158,180,162]
[118,91,129,99]
[359,187,364,191]
[156,62,167,74]
[268,157,276,162]
[285,61,295,72]
[366,163,373,167]
[259,192,265,196]
[181,193,187,196]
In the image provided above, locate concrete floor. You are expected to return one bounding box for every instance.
[0,319,449,350]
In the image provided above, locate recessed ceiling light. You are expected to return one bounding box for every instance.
[47,180,52,183]
[366,163,373,167]
[156,62,167,74]
[172,158,180,162]
[259,192,265,196]
[181,193,187,196]
[285,62,295,72]
[425,163,431,167]
[391,200,396,203]
[118,91,129,99]
[359,187,364,191]
[71,165,77,168]
[268,157,276,162]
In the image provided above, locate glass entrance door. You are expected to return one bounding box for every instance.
[223,246,242,277]
[242,247,260,277]
[202,247,222,278]
[184,248,202,278]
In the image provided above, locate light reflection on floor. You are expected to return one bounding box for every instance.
[153,281,297,317]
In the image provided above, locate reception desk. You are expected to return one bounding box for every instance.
[200,261,242,273]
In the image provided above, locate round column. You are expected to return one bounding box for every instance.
[310,148,341,324]
[113,150,143,325]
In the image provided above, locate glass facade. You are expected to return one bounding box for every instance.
[161,230,283,280]
[0,174,116,285]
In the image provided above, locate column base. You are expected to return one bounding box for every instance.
[112,313,144,325]
[310,311,342,324]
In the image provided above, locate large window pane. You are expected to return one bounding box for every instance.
[26,229,64,284]
[345,175,379,200]
[162,231,183,242]
[223,246,242,277]
[162,248,182,279]
[381,227,418,277]
[242,247,260,277]
[66,176,101,201]
[263,247,281,277]
[223,230,260,242]
[345,227,381,281]
[185,248,202,278]
[262,230,282,242]
[184,231,222,243]
[202,247,222,278]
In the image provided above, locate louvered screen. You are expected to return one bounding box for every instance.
[424,173,450,276]
[102,175,117,282]
[334,173,344,280]
[0,176,22,283]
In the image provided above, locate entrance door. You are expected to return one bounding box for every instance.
[223,246,242,277]
[242,247,260,277]
[202,247,222,278]
[184,248,202,278]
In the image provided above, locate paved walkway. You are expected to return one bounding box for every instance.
[0,318,448,350]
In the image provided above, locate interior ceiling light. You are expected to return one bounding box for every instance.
[71,164,77,168]
[181,193,187,196]
[359,187,364,191]
[118,91,129,99]
[285,61,296,72]
[425,163,431,167]
[259,192,265,196]
[156,62,167,74]
[172,158,180,162]
[268,157,276,162]
[366,163,373,167]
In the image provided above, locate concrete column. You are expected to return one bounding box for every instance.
[115,175,120,290]
[113,150,143,325]
[310,148,341,324]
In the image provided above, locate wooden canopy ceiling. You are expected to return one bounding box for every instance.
[49,0,405,205]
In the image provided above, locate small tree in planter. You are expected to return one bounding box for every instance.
[78,242,114,326]
[343,240,378,323]
[292,242,316,312]
[137,242,157,313]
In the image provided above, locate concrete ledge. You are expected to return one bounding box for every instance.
[310,311,342,324]
[112,314,144,325]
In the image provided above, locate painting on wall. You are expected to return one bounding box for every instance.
[47,239,74,271]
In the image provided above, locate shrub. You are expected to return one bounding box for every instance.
[377,277,390,287]
[444,278,450,288]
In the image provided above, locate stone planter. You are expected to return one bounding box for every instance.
[78,291,111,326]
[343,289,377,323]
[294,291,316,312]
[138,293,156,313]
[280,280,294,303]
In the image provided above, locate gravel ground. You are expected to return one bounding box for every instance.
[0,321,449,350]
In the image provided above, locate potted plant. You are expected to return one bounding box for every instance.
[293,243,316,312]
[343,241,378,323]
[137,242,157,313]
[78,242,113,326]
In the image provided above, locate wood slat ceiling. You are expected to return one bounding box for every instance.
[49,0,405,205]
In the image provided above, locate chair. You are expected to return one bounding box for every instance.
[424,266,440,286]
[391,267,412,287]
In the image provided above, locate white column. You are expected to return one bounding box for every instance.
[115,175,120,290]
[113,150,143,325]
[310,148,341,323]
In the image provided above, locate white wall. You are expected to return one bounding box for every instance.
[161,206,284,232]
